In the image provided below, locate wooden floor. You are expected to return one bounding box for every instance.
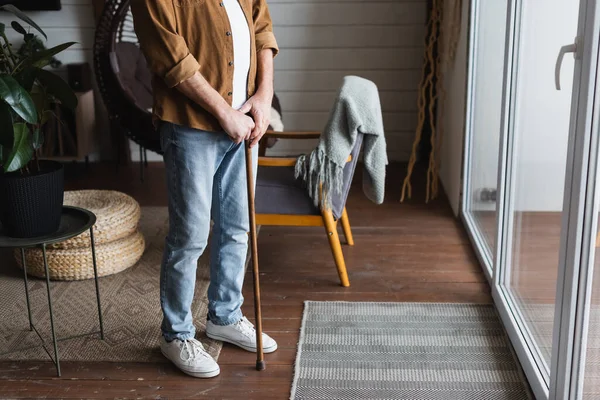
[0,162,491,399]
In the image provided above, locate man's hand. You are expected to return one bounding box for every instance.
[218,108,256,144]
[238,90,272,148]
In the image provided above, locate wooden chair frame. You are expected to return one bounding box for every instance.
[256,131,354,287]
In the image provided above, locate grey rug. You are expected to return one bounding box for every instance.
[291,302,532,400]
[0,207,222,362]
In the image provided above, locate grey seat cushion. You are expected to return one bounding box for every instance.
[256,167,320,216]
[113,42,153,111]
[256,134,363,219]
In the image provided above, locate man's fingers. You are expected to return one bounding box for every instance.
[253,116,270,138]
[245,130,252,141]
[250,130,265,148]
[251,119,263,138]
[250,110,267,137]
[239,102,252,114]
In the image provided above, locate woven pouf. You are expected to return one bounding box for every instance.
[50,190,142,249]
[15,231,145,281]
[14,190,144,280]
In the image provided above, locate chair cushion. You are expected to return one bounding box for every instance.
[114,42,153,111]
[256,167,320,216]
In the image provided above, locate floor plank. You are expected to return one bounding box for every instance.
[0,162,491,399]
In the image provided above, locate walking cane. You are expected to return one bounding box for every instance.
[245,139,266,371]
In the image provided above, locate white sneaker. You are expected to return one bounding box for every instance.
[206,316,278,353]
[160,337,220,378]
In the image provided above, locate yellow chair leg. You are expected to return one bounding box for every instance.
[340,207,355,246]
[322,209,350,287]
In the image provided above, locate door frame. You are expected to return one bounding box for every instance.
[460,0,495,282]
[461,0,600,398]
[490,0,552,397]
[549,0,600,397]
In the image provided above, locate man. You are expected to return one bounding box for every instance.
[130,0,279,378]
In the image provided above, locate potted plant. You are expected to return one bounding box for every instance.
[0,4,77,238]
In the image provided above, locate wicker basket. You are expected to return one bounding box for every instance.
[50,190,141,249]
[15,231,145,281]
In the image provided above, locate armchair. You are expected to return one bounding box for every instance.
[255,131,364,287]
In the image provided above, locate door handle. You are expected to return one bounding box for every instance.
[555,37,581,90]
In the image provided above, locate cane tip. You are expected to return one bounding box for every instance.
[256,360,266,371]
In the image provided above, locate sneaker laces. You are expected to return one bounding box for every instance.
[234,317,256,339]
[179,338,210,362]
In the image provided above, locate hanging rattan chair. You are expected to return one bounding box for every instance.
[94,0,159,157]
[94,0,283,166]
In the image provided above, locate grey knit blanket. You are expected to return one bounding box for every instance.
[295,76,388,209]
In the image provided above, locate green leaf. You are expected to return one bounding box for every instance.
[0,102,13,147]
[0,23,5,36]
[0,5,46,39]
[27,42,75,68]
[15,66,36,91]
[3,123,32,173]
[11,21,26,36]
[32,126,43,150]
[30,86,48,122]
[41,109,53,126]
[0,75,37,124]
[35,68,77,110]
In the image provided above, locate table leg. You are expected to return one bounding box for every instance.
[42,244,61,377]
[20,248,33,331]
[90,228,105,340]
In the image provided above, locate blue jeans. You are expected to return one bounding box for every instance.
[159,121,257,341]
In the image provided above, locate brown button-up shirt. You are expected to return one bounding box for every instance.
[130,0,279,132]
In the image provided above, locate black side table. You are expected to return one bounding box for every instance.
[0,206,105,376]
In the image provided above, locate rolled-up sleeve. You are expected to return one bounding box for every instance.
[253,0,279,57]
[130,0,200,88]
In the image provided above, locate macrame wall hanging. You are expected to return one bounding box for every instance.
[401,0,463,203]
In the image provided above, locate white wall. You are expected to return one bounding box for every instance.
[3,0,94,66]
[2,0,428,163]
[132,0,427,162]
[439,0,469,216]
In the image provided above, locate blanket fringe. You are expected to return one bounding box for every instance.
[295,148,345,211]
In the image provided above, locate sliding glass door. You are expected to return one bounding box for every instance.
[463,0,600,398]
[462,0,508,278]
[497,0,581,389]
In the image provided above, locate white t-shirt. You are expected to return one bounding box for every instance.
[223,0,251,110]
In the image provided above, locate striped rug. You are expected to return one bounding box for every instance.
[291,302,532,400]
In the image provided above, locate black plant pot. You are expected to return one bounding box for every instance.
[0,160,65,238]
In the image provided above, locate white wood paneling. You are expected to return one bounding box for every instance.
[140,0,426,162]
[268,0,427,161]
[277,91,418,113]
[0,3,95,65]
[268,2,426,26]
[0,0,426,162]
[275,70,421,91]
[3,5,95,28]
[5,27,95,51]
[275,25,426,48]
[439,0,469,216]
